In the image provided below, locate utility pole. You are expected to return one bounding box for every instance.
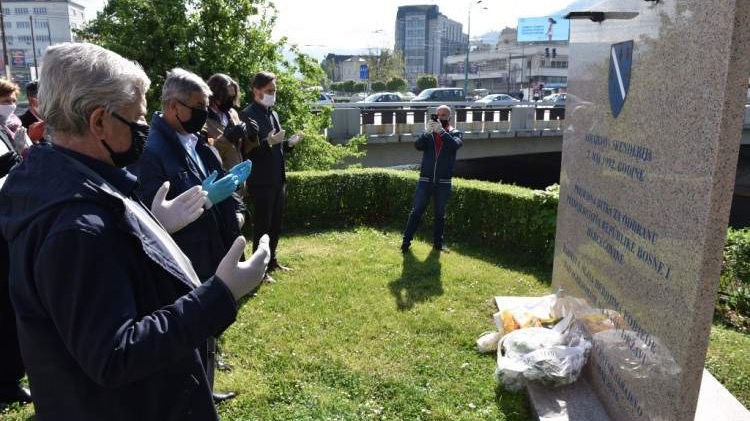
[30,15,38,76]
[463,6,470,97]
[0,0,10,80]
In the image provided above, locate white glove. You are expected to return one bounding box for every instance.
[267,129,286,146]
[216,235,271,300]
[150,182,207,234]
[13,127,30,152]
[427,121,442,133]
[288,132,302,146]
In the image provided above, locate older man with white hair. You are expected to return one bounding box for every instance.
[0,42,270,420]
[401,105,463,253]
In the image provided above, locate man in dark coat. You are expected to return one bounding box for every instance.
[130,67,251,402]
[240,71,302,282]
[0,42,269,421]
[401,105,463,253]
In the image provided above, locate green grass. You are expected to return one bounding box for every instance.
[3,227,750,419]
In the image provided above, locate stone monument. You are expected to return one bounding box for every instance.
[550,1,750,420]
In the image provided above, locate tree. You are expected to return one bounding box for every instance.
[353,82,367,93]
[78,0,363,171]
[365,48,405,83]
[386,77,407,92]
[371,81,386,92]
[417,74,438,92]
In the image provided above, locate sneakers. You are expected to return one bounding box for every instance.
[433,245,450,253]
[267,259,292,272]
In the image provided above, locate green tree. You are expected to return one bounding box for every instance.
[78,0,363,171]
[416,74,438,92]
[386,77,407,92]
[371,81,386,92]
[365,48,405,82]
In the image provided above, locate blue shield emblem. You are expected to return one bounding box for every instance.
[608,41,633,118]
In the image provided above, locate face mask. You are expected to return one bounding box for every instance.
[440,119,450,129]
[103,111,149,167]
[176,100,209,133]
[260,93,276,107]
[218,97,235,113]
[0,104,16,124]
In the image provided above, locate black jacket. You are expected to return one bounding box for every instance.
[415,127,463,184]
[0,128,20,176]
[130,112,242,280]
[19,109,40,129]
[0,143,237,421]
[240,101,293,186]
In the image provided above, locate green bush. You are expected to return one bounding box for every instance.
[717,227,750,331]
[285,169,559,261]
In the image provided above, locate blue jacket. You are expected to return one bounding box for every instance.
[0,143,237,420]
[415,127,463,184]
[130,113,242,280]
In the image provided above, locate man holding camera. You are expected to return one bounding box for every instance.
[401,105,463,253]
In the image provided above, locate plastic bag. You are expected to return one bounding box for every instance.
[476,331,504,354]
[492,295,560,335]
[494,317,591,392]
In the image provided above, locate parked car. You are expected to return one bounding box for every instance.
[411,87,465,102]
[476,94,521,106]
[317,92,335,105]
[360,92,402,103]
[399,91,416,101]
[541,93,567,104]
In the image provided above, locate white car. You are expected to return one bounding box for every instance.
[541,93,567,104]
[476,94,521,106]
[317,92,335,105]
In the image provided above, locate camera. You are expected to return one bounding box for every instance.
[430,114,438,122]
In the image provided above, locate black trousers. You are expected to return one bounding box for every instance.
[0,240,24,394]
[248,184,285,261]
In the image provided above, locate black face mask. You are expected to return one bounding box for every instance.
[176,100,209,133]
[440,119,450,129]
[218,97,235,113]
[103,111,149,168]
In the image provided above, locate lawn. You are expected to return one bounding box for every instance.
[3,227,749,420]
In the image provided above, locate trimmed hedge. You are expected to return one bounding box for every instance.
[718,227,750,331]
[285,169,559,261]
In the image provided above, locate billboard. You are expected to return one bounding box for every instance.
[517,16,570,42]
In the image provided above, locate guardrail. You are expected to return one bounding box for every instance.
[324,101,566,143]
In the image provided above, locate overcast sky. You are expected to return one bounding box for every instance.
[78,0,580,59]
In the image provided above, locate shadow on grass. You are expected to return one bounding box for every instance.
[388,249,443,311]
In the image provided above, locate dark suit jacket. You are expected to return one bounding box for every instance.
[19,109,40,129]
[130,113,243,280]
[240,101,293,187]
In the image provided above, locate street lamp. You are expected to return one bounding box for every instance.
[464,0,487,98]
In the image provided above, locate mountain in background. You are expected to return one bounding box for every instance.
[554,0,607,15]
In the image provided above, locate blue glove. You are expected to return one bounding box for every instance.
[227,160,252,185]
[201,170,239,208]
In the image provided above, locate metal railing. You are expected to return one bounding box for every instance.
[325,101,566,142]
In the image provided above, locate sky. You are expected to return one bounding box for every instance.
[77,0,582,59]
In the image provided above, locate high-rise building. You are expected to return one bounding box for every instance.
[395,5,467,86]
[0,0,86,81]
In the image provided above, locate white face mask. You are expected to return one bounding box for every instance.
[260,93,276,107]
[0,104,16,124]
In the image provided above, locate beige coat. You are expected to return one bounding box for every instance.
[204,108,259,196]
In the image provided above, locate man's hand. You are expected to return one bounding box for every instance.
[427,121,442,133]
[227,160,252,185]
[288,132,303,147]
[201,171,240,208]
[215,235,271,300]
[150,182,207,233]
[267,129,286,146]
[245,118,260,139]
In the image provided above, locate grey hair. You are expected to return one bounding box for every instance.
[160,68,211,111]
[436,105,453,118]
[39,42,150,137]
